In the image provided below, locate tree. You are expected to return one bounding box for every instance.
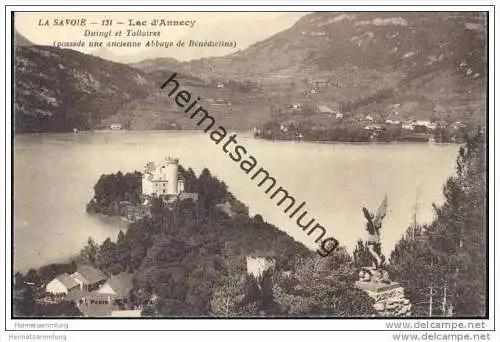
[79,237,99,265]
[15,286,36,317]
[179,166,198,193]
[353,239,373,268]
[209,274,247,317]
[14,272,24,291]
[24,269,40,287]
[389,225,448,317]
[197,168,228,212]
[429,132,486,316]
[38,262,77,283]
[273,251,375,317]
[390,132,486,317]
[115,231,131,272]
[83,161,311,318]
[88,171,142,215]
[95,238,122,275]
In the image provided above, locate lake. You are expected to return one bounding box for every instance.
[13,131,460,272]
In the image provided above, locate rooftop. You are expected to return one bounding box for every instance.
[54,273,79,289]
[101,272,134,299]
[72,265,107,285]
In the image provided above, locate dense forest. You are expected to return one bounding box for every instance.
[81,166,375,316]
[389,131,487,317]
[14,132,487,317]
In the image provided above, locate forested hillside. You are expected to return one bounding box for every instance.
[14,46,153,133]
[389,131,486,317]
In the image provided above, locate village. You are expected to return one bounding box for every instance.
[19,254,277,317]
[254,100,471,143]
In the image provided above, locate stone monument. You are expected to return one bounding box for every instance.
[355,195,412,317]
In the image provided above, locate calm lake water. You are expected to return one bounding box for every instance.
[13,131,459,272]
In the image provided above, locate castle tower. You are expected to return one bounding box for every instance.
[165,157,179,195]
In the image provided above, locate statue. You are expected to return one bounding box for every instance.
[359,195,391,284]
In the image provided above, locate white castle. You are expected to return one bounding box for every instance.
[141,157,185,197]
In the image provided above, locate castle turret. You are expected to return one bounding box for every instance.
[165,157,179,195]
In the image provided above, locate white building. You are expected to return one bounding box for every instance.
[97,272,133,303]
[246,256,275,279]
[402,121,415,130]
[279,125,288,132]
[70,265,107,292]
[385,119,401,125]
[414,120,438,130]
[46,273,79,295]
[142,157,185,197]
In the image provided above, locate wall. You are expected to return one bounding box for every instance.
[46,279,68,295]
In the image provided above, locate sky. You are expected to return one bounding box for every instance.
[14,12,307,63]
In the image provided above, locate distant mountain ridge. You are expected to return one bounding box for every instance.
[177,12,486,81]
[131,57,183,73]
[13,12,487,133]
[126,12,486,128]
[171,12,486,127]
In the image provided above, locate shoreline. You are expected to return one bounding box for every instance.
[14,213,130,274]
[14,130,460,145]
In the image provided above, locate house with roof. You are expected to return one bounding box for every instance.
[70,265,107,292]
[73,273,135,317]
[97,272,134,302]
[46,273,80,296]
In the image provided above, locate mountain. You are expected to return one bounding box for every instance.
[153,12,486,127]
[90,47,122,63]
[180,12,486,81]
[14,46,154,133]
[131,57,183,73]
[14,12,487,133]
[14,31,34,46]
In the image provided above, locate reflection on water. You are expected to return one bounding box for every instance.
[13,131,459,271]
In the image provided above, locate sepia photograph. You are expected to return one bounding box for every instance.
[9,8,490,324]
